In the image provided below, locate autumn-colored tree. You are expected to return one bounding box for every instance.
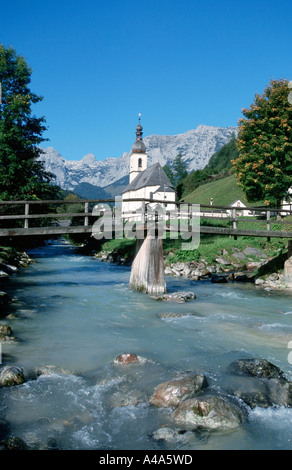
[232,79,292,208]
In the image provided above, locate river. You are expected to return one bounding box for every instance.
[0,239,292,450]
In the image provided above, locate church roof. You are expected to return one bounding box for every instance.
[131,139,146,153]
[131,114,146,153]
[123,162,175,193]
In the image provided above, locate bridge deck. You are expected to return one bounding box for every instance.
[0,224,291,239]
[0,198,292,239]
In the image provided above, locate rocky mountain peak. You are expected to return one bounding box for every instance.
[80,153,97,165]
[39,124,238,192]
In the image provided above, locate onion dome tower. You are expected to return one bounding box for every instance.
[129,114,148,183]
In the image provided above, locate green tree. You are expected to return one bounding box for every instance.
[232,78,292,208]
[169,153,188,199]
[205,134,238,174]
[0,44,59,201]
[172,153,188,183]
[163,164,175,186]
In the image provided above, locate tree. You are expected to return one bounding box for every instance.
[205,134,238,174]
[172,153,188,183]
[165,154,188,199]
[163,164,176,186]
[0,44,59,201]
[232,79,292,208]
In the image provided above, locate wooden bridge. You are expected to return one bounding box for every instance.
[1,198,292,294]
[0,198,292,239]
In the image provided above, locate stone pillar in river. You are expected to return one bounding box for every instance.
[284,240,292,282]
[129,235,166,295]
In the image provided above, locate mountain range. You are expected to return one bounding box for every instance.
[39,124,237,197]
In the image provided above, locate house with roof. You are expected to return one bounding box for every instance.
[227,198,254,217]
[122,117,176,220]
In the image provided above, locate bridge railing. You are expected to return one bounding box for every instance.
[0,197,292,238]
[0,198,115,230]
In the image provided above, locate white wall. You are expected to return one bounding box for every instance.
[122,186,176,220]
[129,152,147,183]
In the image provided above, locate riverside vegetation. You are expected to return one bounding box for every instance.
[90,216,292,291]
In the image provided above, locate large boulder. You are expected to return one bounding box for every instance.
[226,375,292,409]
[0,436,28,450]
[150,374,208,408]
[226,358,292,409]
[0,366,25,387]
[0,325,17,342]
[172,395,246,431]
[228,358,287,380]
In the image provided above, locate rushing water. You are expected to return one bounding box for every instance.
[1,239,292,450]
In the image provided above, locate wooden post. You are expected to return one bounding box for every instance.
[267,210,270,242]
[284,240,292,283]
[144,202,148,226]
[129,235,166,295]
[188,204,192,229]
[24,203,29,229]
[84,202,89,226]
[233,208,237,240]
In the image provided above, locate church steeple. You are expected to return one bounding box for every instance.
[129,114,147,183]
[135,113,143,141]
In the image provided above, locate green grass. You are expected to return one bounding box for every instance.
[92,212,291,278]
[95,224,289,273]
[163,230,288,266]
[183,174,264,206]
[96,237,136,261]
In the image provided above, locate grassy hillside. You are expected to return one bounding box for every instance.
[183,174,250,206]
[181,137,238,199]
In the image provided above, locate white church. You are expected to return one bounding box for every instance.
[122,117,176,220]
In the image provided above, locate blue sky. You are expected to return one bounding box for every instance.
[1,0,291,161]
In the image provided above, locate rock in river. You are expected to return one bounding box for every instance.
[228,358,287,380]
[0,366,25,387]
[150,374,208,408]
[0,325,17,342]
[226,358,292,409]
[114,353,145,365]
[172,395,247,431]
[151,291,196,302]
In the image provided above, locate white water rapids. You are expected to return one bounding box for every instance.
[0,239,292,450]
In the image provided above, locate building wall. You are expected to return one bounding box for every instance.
[129,152,147,183]
[227,199,253,217]
[122,186,176,220]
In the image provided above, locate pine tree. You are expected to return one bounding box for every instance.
[172,153,188,199]
[0,44,59,201]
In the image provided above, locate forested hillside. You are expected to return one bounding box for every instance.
[181,135,239,200]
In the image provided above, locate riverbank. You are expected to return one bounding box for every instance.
[91,237,292,292]
[0,246,35,316]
